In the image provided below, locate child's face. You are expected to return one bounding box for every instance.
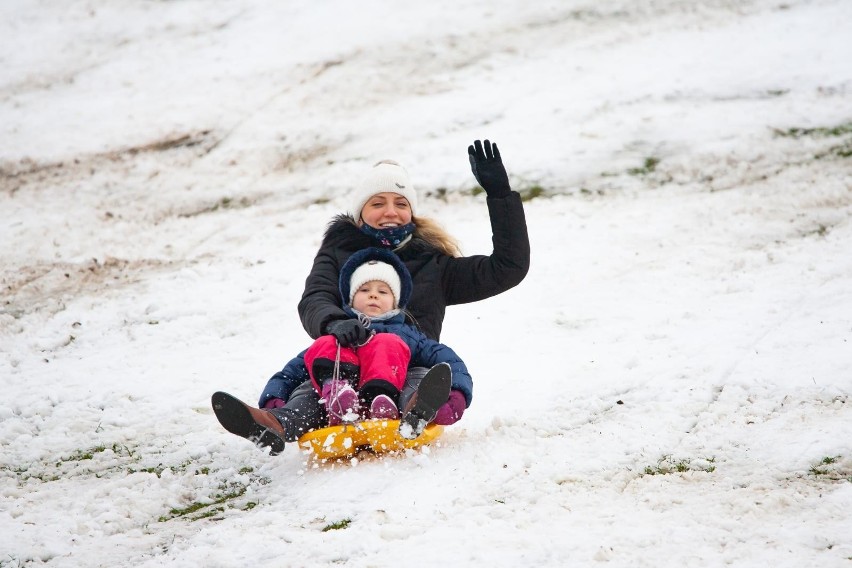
[351,280,396,316]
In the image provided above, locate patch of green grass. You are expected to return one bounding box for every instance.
[322,518,353,532]
[519,185,545,202]
[56,445,108,465]
[132,464,167,477]
[642,455,716,476]
[774,122,852,139]
[809,455,842,477]
[129,458,201,479]
[774,121,852,161]
[157,470,270,522]
[766,89,789,97]
[57,443,134,466]
[471,184,546,201]
[804,224,830,238]
[627,157,660,176]
[159,481,249,522]
[162,500,215,520]
[5,442,139,484]
[191,506,226,521]
[1,464,60,483]
[816,140,852,159]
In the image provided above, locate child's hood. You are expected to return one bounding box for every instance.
[339,247,413,310]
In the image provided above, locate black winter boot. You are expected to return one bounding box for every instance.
[212,392,286,455]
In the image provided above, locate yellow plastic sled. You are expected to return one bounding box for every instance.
[297,419,443,460]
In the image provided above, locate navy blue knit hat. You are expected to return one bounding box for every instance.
[339,247,413,310]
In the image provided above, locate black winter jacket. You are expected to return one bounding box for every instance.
[298,193,530,341]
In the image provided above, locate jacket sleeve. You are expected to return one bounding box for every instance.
[298,245,348,339]
[257,350,310,407]
[409,335,473,408]
[441,192,530,305]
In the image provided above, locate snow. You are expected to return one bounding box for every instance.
[1,0,851,566]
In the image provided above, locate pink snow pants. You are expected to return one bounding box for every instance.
[304,334,411,394]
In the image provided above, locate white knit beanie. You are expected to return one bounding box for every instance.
[348,260,402,308]
[348,160,418,219]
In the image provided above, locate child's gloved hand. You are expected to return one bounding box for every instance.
[468,139,511,198]
[263,398,285,409]
[326,319,369,347]
[433,390,466,425]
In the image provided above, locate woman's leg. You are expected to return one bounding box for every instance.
[266,380,327,442]
[399,366,429,412]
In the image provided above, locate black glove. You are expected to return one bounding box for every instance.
[468,139,511,198]
[325,319,370,347]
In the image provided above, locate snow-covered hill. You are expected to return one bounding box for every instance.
[2,1,851,566]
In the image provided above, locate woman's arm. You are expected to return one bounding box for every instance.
[441,192,530,305]
[440,140,530,305]
[297,246,348,339]
[298,216,372,339]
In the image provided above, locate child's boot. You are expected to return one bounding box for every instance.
[321,380,360,425]
[369,394,399,420]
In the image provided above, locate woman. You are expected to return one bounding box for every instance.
[213,139,530,452]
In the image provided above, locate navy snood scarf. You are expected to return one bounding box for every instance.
[359,222,415,248]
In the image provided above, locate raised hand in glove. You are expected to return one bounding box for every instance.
[433,389,466,425]
[468,139,511,198]
[325,319,370,347]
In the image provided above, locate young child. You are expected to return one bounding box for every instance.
[303,246,472,425]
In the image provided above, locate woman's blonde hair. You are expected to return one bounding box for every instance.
[412,215,461,258]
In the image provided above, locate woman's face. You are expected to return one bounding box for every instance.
[359,192,412,229]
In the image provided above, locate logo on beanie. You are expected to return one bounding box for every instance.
[395,182,405,189]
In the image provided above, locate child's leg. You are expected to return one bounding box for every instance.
[357,334,411,418]
[303,336,359,392]
[303,335,361,425]
[357,333,411,391]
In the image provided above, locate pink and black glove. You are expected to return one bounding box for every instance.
[263,398,285,409]
[433,390,466,425]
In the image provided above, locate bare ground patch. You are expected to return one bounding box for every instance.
[0,130,218,196]
[1,256,180,321]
